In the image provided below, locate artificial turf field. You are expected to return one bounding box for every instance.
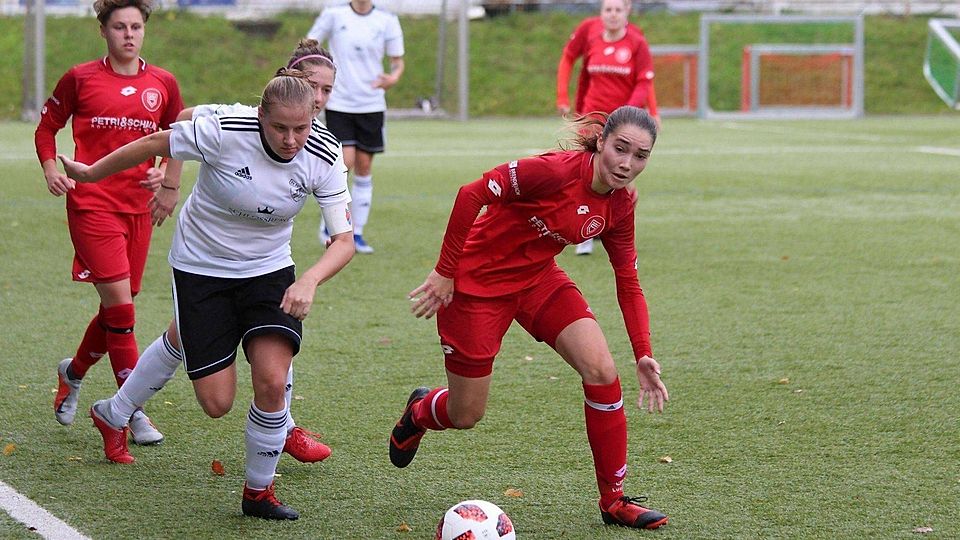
[0,115,958,539]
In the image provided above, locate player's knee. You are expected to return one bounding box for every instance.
[197,396,233,418]
[578,357,618,385]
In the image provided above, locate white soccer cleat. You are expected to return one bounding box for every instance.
[319,224,331,247]
[54,358,82,425]
[129,409,164,445]
[353,234,375,254]
[575,238,594,256]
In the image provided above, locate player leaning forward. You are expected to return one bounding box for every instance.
[59,69,353,520]
[392,105,670,530]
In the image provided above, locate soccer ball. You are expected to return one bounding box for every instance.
[435,499,516,540]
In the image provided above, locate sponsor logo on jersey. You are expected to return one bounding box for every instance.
[90,116,158,133]
[141,88,162,113]
[581,216,605,239]
[577,205,590,215]
[257,206,275,215]
[508,160,521,195]
[234,166,252,181]
[529,215,573,245]
[120,86,137,97]
[587,64,631,76]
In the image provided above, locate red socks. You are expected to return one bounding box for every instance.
[99,303,138,388]
[583,379,628,509]
[68,312,108,379]
[411,387,452,431]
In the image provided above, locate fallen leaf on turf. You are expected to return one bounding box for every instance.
[778,378,790,385]
[524,356,533,361]
[164,401,173,406]
[51,388,57,393]
[396,521,412,532]
[17,385,26,390]
[378,337,393,345]
[504,488,524,497]
[294,395,304,401]
[913,527,933,533]
[781,255,790,261]
[211,460,225,476]
[793,389,804,394]
[548,376,559,380]
[658,456,673,464]
[68,456,83,462]
[3,444,15,456]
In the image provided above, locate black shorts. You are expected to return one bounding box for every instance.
[325,110,385,153]
[172,266,302,381]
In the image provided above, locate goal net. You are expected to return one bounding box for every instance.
[924,18,960,110]
[697,14,864,119]
[651,45,698,117]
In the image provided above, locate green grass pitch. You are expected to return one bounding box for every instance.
[0,115,958,539]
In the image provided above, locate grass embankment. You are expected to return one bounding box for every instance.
[0,10,952,118]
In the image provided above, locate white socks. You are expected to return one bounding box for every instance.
[351,175,373,235]
[245,403,289,490]
[104,332,181,427]
[284,364,296,433]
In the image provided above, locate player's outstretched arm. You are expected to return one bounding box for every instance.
[635,355,668,413]
[58,130,172,183]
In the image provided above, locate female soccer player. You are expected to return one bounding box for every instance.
[556,0,660,255]
[59,69,353,521]
[307,0,405,253]
[84,40,341,472]
[34,0,182,443]
[389,105,670,530]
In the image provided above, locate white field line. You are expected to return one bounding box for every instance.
[0,481,90,540]
[914,146,960,157]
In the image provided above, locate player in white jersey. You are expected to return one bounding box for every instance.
[59,69,353,521]
[308,0,405,253]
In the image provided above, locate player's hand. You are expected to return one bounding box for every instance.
[280,279,316,321]
[372,73,399,90]
[43,167,75,196]
[56,154,90,184]
[635,355,668,413]
[408,270,454,319]
[148,186,179,226]
[139,167,164,192]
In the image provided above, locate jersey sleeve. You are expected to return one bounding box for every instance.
[168,115,222,166]
[600,196,652,359]
[627,33,658,115]
[34,68,78,164]
[434,156,563,278]
[158,74,185,130]
[385,14,405,57]
[192,103,253,119]
[306,10,333,43]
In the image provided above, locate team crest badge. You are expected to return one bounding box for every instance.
[615,48,633,64]
[581,216,605,239]
[141,88,162,112]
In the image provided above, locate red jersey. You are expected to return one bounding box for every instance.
[435,150,652,358]
[560,17,656,116]
[35,57,183,214]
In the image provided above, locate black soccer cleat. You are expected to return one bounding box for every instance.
[601,496,668,530]
[389,386,430,468]
[242,483,299,520]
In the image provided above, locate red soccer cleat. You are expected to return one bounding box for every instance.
[282,427,331,463]
[601,496,668,530]
[90,403,134,464]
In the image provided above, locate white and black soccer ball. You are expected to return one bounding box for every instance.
[435,499,516,540]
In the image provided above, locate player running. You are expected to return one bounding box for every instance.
[390,105,670,530]
[35,0,183,444]
[59,69,353,520]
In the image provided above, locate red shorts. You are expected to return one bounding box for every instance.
[437,266,595,378]
[67,209,152,295]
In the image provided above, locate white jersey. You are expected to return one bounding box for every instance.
[307,4,404,113]
[168,108,350,278]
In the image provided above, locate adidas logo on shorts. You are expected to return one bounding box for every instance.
[234,166,252,180]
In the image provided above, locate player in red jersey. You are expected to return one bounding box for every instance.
[34,0,183,443]
[389,106,670,530]
[557,0,660,256]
